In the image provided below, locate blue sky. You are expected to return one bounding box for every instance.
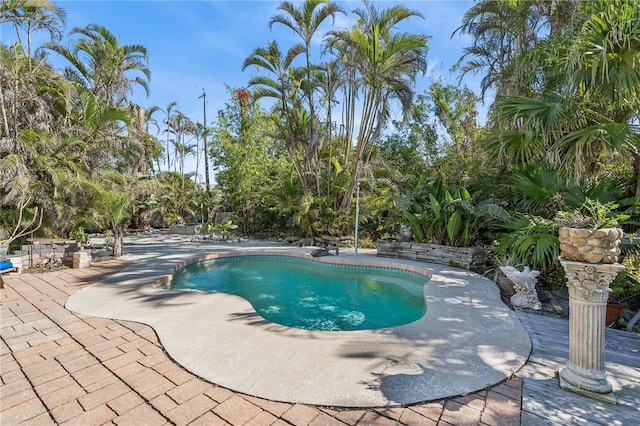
[2,0,484,175]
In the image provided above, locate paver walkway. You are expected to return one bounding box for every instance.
[1,262,522,425]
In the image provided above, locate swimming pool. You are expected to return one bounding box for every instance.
[66,245,532,407]
[163,255,428,331]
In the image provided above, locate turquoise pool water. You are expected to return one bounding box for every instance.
[163,255,428,331]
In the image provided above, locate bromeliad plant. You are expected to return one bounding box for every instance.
[402,176,510,247]
[555,198,629,230]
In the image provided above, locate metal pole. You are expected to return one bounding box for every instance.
[165,118,170,171]
[199,89,211,196]
[354,181,360,256]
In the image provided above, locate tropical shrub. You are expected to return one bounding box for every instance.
[495,214,560,275]
[71,227,87,243]
[402,175,510,247]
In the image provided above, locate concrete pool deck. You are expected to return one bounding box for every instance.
[63,234,531,408]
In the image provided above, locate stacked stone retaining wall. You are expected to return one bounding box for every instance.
[376,240,486,272]
[13,239,81,268]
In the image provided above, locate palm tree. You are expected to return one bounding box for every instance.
[0,43,69,145]
[46,23,150,107]
[327,1,428,210]
[243,41,315,192]
[143,105,164,173]
[66,83,131,170]
[488,0,640,196]
[314,59,345,194]
[1,129,86,238]
[167,111,196,186]
[191,122,205,186]
[162,101,179,172]
[269,0,345,162]
[1,0,67,64]
[242,40,304,116]
[540,0,579,36]
[85,171,135,257]
[453,0,549,98]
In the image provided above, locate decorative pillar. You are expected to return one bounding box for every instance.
[558,259,624,405]
[73,250,91,269]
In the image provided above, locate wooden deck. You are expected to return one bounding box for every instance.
[516,312,640,425]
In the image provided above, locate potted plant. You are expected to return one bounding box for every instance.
[556,199,628,264]
[71,227,88,248]
[556,199,633,327]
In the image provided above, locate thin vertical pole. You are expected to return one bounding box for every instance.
[165,117,170,171]
[199,89,211,224]
[354,181,360,256]
[199,89,211,196]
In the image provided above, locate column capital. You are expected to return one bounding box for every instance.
[559,259,624,303]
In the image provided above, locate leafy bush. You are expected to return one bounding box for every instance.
[496,214,560,272]
[494,214,567,289]
[71,227,87,243]
[610,244,640,303]
[402,175,510,247]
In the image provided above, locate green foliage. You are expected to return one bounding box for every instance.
[402,175,510,247]
[84,172,135,256]
[555,198,630,229]
[484,0,640,197]
[196,220,236,240]
[153,172,200,226]
[4,0,635,274]
[210,86,290,235]
[509,165,627,218]
[429,82,487,188]
[214,220,235,239]
[196,223,215,238]
[377,93,438,185]
[496,214,560,273]
[71,227,87,243]
[610,244,640,301]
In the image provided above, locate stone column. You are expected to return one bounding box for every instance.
[73,250,91,269]
[558,259,624,405]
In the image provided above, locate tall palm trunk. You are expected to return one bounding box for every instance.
[112,224,123,257]
[632,152,640,198]
[0,85,10,138]
[340,88,379,211]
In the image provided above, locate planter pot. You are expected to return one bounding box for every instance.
[558,227,623,264]
[606,302,628,327]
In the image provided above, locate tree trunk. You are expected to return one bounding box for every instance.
[112,224,123,258]
[631,152,640,198]
[0,85,10,138]
[340,89,378,212]
[134,207,151,230]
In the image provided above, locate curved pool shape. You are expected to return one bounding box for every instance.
[65,247,533,407]
[163,255,427,331]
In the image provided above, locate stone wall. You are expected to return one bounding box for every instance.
[13,239,81,268]
[376,240,486,271]
[168,224,198,235]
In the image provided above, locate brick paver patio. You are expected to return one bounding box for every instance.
[1,262,522,425]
